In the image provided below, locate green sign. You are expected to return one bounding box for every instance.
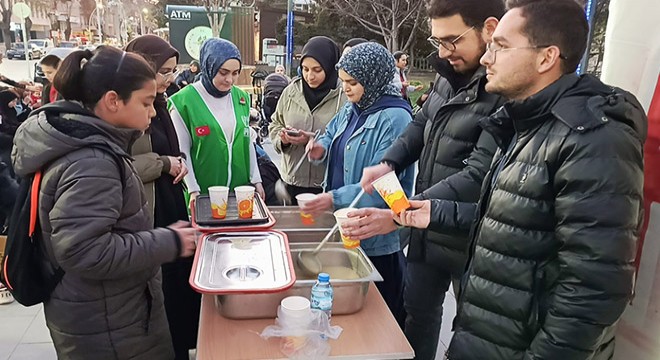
[166,5,232,63]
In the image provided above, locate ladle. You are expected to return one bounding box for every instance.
[297,189,365,276]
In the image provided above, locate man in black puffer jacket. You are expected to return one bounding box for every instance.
[351,1,505,358]
[420,1,646,358]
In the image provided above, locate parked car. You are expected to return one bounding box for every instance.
[28,39,55,53]
[6,43,42,60]
[58,41,78,48]
[33,47,76,84]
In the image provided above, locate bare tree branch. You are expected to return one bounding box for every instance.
[319,0,425,51]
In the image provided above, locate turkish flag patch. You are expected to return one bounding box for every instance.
[195,125,211,137]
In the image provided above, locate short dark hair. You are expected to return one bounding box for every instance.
[54,47,156,109]
[393,51,406,61]
[40,54,62,68]
[342,38,368,50]
[508,0,588,73]
[427,0,506,29]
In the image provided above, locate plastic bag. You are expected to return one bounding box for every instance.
[260,307,343,359]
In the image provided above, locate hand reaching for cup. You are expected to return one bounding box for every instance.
[340,208,398,240]
[168,220,197,258]
[393,200,431,229]
[360,163,394,194]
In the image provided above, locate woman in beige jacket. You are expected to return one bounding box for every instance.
[269,36,345,203]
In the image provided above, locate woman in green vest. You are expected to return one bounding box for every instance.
[169,38,265,204]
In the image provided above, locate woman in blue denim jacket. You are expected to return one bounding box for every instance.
[304,42,414,328]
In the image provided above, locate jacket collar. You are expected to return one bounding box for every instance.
[429,53,486,93]
[289,77,343,111]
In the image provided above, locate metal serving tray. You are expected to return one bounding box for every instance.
[195,195,269,226]
[190,231,295,294]
[269,206,340,243]
[215,242,383,319]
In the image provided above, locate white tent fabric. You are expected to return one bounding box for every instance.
[601,0,660,110]
[603,1,660,359]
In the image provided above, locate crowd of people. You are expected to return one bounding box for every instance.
[0,0,649,359]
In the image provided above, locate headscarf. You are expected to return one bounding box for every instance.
[190,60,200,73]
[336,42,400,109]
[125,34,180,72]
[125,35,181,156]
[0,90,19,135]
[300,36,340,111]
[199,38,242,98]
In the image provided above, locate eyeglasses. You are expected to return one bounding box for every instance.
[485,42,567,63]
[157,68,180,80]
[427,26,476,52]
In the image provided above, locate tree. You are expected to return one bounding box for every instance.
[316,0,425,52]
[1,0,48,49]
[189,0,255,37]
[1,0,17,49]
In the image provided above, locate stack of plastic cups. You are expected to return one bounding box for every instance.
[279,296,313,356]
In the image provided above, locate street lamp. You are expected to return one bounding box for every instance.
[95,1,103,43]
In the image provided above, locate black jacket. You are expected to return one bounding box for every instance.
[175,69,198,88]
[381,56,503,271]
[446,74,647,360]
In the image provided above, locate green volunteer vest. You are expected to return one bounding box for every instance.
[168,85,251,200]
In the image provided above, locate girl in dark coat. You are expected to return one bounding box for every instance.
[125,34,199,360]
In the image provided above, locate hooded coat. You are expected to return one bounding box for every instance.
[446,74,647,360]
[12,102,179,359]
[268,36,345,190]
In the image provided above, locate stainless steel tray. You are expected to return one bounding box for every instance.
[215,242,383,319]
[270,206,340,243]
[190,231,295,294]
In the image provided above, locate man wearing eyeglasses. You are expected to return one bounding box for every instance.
[433,0,645,358]
[352,0,506,359]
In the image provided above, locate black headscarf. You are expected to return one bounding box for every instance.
[300,36,340,111]
[0,90,19,136]
[125,35,180,156]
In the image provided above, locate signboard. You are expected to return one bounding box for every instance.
[166,5,233,63]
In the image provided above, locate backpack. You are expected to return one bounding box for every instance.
[1,144,126,306]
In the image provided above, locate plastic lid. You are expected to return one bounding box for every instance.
[318,273,330,282]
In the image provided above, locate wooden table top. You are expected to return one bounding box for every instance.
[197,282,414,360]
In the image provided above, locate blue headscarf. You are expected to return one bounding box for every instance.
[199,38,242,98]
[336,42,400,109]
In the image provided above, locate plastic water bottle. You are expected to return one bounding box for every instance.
[310,273,333,319]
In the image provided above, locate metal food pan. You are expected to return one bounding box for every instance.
[269,206,341,243]
[215,242,383,319]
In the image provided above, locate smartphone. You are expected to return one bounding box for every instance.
[286,129,301,137]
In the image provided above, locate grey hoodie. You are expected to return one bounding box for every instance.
[12,102,178,360]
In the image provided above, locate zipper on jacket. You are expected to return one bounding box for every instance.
[453,134,517,330]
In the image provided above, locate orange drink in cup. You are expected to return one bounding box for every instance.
[208,186,229,219]
[295,193,316,225]
[371,171,411,214]
[234,186,255,219]
[333,208,361,249]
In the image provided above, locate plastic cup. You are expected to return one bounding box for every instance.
[280,296,311,319]
[333,208,360,249]
[295,193,316,225]
[234,186,255,219]
[208,186,229,219]
[279,296,311,355]
[371,170,411,214]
